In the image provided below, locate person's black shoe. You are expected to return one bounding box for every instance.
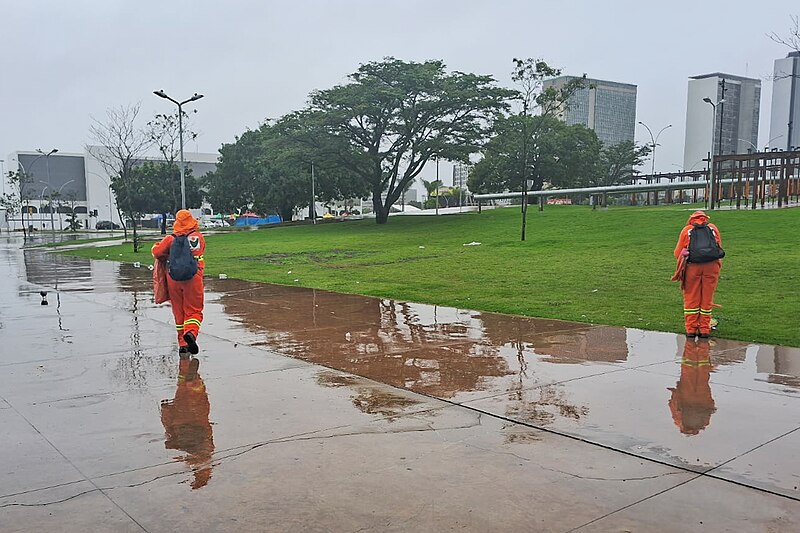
[183,332,199,354]
[179,346,190,359]
[685,331,697,338]
[698,332,710,339]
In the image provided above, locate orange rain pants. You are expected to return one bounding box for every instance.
[167,273,204,347]
[682,261,721,335]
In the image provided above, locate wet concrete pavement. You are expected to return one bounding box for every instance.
[1,235,798,532]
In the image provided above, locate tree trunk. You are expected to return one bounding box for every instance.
[373,191,389,224]
[279,205,293,223]
[131,217,140,253]
[118,207,128,239]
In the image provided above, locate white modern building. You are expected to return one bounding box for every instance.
[4,148,217,231]
[768,51,800,151]
[683,73,761,171]
[544,76,638,147]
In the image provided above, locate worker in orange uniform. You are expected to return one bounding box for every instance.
[674,210,724,339]
[161,357,214,489]
[667,339,716,435]
[152,209,206,354]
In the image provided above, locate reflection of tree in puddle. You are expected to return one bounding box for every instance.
[479,314,630,363]
[218,290,511,399]
[506,384,590,427]
[316,371,422,419]
[161,358,215,489]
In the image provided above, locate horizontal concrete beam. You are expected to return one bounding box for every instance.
[473,177,763,201]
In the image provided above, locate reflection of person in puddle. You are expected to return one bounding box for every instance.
[160,357,215,489]
[668,339,716,435]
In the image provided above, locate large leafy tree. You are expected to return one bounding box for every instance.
[111,162,201,238]
[469,115,602,193]
[204,129,264,215]
[591,140,650,188]
[297,58,514,224]
[205,119,362,221]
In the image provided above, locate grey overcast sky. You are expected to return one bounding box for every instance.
[1,0,797,184]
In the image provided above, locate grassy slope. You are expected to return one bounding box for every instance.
[64,205,800,346]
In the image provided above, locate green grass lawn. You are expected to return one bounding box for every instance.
[63,205,800,346]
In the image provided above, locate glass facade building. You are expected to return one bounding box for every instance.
[543,76,638,147]
[683,73,761,172]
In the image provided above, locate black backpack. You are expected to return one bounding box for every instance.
[168,233,199,281]
[688,223,725,263]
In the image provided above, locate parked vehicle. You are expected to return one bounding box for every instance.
[95,220,121,230]
[202,220,226,228]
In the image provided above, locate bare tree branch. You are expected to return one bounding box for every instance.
[768,15,800,52]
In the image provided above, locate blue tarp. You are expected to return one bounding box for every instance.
[234,215,282,226]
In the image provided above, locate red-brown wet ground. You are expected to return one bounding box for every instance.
[2,237,799,532]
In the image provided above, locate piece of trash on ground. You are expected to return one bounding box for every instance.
[133,262,141,268]
[219,273,228,279]
[463,241,481,246]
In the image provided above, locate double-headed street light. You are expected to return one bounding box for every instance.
[638,122,672,175]
[35,148,58,239]
[637,122,672,204]
[153,90,204,210]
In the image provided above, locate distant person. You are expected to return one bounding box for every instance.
[152,209,206,354]
[673,210,724,338]
[668,338,716,435]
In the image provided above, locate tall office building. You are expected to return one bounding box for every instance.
[768,51,800,151]
[543,76,637,147]
[683,73,761,171]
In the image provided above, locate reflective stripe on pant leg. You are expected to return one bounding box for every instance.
[182,274,204,338]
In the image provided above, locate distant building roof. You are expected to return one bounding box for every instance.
[689,72,761,84]
[546,75,637,90]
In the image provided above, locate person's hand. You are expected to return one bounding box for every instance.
[680,248,689,257]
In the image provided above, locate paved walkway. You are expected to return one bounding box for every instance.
[1,235,798,532]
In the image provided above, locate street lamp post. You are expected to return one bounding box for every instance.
[702,97,724,210]
[153,90,204,210]
[36,149,58,239]
[52,180,75,231]
[311,161,316,224]
[14,158,33,238]
[638,122,672,204]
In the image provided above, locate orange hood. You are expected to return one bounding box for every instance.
[173,210,199,235]
[687,210,709,226]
